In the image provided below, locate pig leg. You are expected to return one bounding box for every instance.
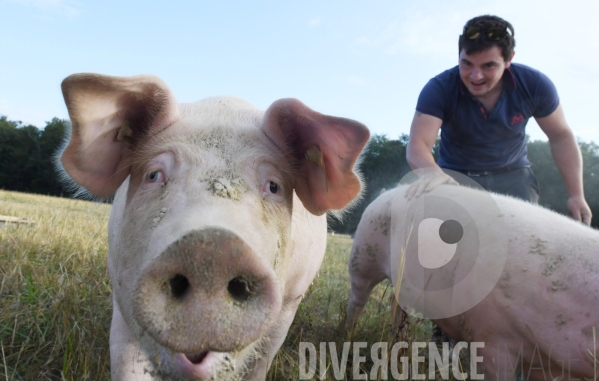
[390,293,407,340]
[346,273,386,329]
[346,203,391,331]
[110,299,154,381]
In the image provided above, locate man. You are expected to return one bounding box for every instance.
[406,15,592,226]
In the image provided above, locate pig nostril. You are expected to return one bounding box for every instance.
[227,277,255,302]
[169,274,190,300]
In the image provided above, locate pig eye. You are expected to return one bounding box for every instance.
[262,180,283,198]
[145,170,165,184]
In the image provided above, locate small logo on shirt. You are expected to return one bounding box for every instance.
[510,113,525,126]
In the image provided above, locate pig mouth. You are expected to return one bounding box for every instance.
[175,350,239,380]
[185,351,209,364]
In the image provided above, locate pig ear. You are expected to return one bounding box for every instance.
[60,73,179,197]
[263,98,370,216]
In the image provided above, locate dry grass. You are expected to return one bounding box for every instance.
[1,190,446,381]
[0,190,112,380]
[267,234,437,381]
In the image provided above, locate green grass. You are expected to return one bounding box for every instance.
[1,190,452,381]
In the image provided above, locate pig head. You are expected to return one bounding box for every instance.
[59,73,369,380]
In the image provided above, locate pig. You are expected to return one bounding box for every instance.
[347,183,599,381]
[58,73,369,380]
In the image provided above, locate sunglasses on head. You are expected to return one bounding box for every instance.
[465,26,508,41]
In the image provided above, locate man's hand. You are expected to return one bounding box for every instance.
[404,169,459,200]
[405,112,455,199]
[567,196,593,226]
[537,106,592,226]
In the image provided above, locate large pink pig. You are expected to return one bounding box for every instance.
[347,184,599,381]
[59,73,369,380]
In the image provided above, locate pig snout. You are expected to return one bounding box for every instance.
[132,227,281,355]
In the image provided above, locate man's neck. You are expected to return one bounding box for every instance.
[476,76,504,113]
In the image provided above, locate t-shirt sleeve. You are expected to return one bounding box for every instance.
[415,78,447,120]
[532,71,560,118]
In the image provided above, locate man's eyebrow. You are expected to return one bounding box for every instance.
[459,58,499,66]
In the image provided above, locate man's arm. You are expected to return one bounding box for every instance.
[536,104,592,225]
[407,111,443,169]
[405,111,457,199]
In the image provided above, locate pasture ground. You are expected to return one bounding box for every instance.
[1,190,459,380]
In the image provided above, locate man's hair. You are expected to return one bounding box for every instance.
[458,15,515,62]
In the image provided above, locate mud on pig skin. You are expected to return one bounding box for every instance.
[58,73,369,380]
[347,185,599,381]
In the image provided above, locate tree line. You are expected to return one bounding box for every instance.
[330,134,599,232]
[0,116,66,197]
[1,115,598,229]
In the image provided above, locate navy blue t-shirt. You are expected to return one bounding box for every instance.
[416,63,560,171]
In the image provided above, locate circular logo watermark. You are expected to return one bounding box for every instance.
[390,168,508,319]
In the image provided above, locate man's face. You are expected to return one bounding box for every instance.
[458,46,513,98]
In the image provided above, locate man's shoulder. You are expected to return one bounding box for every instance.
[430,65,461,85]
[509,63,559,117]
[509,62,539,72]
[422,65,461,97]
[416,66,461,119]
[509,63,550,83]
[509,62,557,98]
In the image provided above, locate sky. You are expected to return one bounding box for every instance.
[1,0,598,143]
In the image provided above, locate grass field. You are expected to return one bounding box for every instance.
[0,190,444,381]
